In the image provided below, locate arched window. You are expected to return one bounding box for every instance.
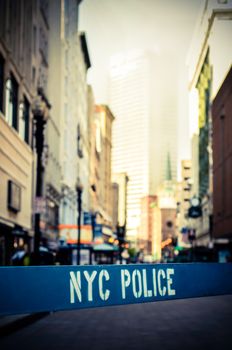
[18,101,24,139]
[5,79,12,125]
[18,97,30,143]
[5,74,18,130]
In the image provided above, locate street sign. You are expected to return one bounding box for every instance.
[93,224,102,238]
[188,197,202,218]
[188,205,202,218]
[34,197,46,214]
[1,263,232,316]
[83,212,92,225]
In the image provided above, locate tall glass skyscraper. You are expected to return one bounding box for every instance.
[109,50,178,243]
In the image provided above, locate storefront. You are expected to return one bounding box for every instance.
[0,219,32,265]
[92,243,119,264]
[0,115,34,265]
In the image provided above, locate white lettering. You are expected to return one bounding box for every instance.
[121,269,131,299]
[142,269,152,297]
[152,269,157,297]
[70,271,82,303]
[70,267,175,305]
[99,269,110,301]
[132,269,142,298]
[157,269,166,296]
[83,270,97,302]
[167,268,176,296]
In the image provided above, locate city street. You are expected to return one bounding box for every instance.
[1,4,232,350]
[1,295,232,350]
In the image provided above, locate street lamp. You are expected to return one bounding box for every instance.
[76,183,83,265]
[32,94,50,264]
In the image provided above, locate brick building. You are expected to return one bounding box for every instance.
[212,66,232,241]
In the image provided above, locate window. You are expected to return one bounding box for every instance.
[95,120,102,153]
[5,74,18,130]
[77,124,83,158]
[64,103,68,122]
[65,77,68,92]
[24,97,30,143]
[33,26,37,54]
[64,1,69,38]
[0,54,4,112]
[19,97,30,143]
[32,66,36,84]
[18,102,24,138]
[8,180,21,212]
[40,0,49,27]
[65,50,68,68]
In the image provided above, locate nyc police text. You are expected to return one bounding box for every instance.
[70,268,176,303]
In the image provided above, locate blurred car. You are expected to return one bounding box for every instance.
[12,247,55,266]
[55,245,73,265]
[12,250,30,266]
[30,246,56,265]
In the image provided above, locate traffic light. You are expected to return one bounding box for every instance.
[117,225,125,239]
[188,229,196,242]
[172,237,178,247]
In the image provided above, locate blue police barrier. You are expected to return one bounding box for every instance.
[0,263,232,316]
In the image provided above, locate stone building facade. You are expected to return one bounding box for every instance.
[0,0,50,264]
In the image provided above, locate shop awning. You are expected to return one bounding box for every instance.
[93,243,119,252]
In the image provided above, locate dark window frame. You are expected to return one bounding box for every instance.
[24,96,30,144]
[19,96,30,143]
[5,73,18,130]
[0,53,4,113]
[8,180,21,213]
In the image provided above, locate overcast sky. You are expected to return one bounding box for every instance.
[79,0,203,103]
[79,0,203,172]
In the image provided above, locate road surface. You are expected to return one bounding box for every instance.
[1,295,232,350]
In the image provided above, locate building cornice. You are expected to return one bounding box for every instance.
[79,32,91,70]
[189,9,232,90]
